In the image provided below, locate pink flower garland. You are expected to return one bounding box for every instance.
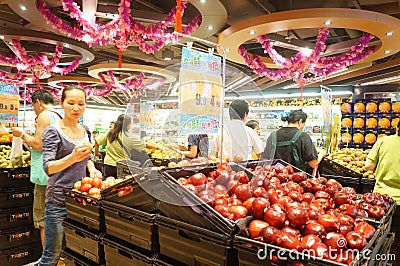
[0,39,81,84]
[239,28,375,88]
[98,71,146,97]
[36,0,202,54]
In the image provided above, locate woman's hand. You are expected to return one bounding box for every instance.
[71,145,92,163]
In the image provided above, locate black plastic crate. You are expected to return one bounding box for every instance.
[234,217,384,266]
[320,174,361,193]
[102,235,154,266]
[101,172,160,213]
[0,167,31,188]
[0,242,41,266]
[361,178,375,193]
[0,225,40,250]
[319,158,363,180]
[63,248,105,266]
[156,215,237,266]
[153,254,188,266]
[116,159,143,178]
[102,200,158,252]
[159,163,253,235]
[63,219,105,265]
[0,206,33,230]
[0,186,34,209]
[64,189,104,231]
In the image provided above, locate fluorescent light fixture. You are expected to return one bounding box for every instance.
[385,31,394,36]
[0,36,4,40]
[384,50,391,54]
[200,0,206,3]
[64,44,70,48]
[225,90,353,100]
[324,20,332,25]
[20,5,27,11]
[249,30,256,35]
[225,76,251,91]
[225,48,230,52]
[301,48,313,57]
[207,25,213,30]
[162,48,174,61]
[360,75,400,85]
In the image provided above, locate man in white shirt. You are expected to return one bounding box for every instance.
[214,100,263,160]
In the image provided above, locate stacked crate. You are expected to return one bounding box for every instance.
[0,166,42,266]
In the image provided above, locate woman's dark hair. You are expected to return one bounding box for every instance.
[229,100,249,120]
[61,85,87,103]
[246,120,259,130]
[281,109,308,123]
[31,90,55,105]
[108,114,131,143]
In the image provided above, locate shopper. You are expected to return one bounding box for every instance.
[38,85,102,266]
[11,90,61,252]
[262,109,325,173]
[365,123,400,260]
[246,120,261,136]
[94,114,159,177]
[214,100,263,161]
[178,134,209,158]
[91,130,99,145]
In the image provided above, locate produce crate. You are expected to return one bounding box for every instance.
[102,235,154,266]
[63,248,105,266]
[101,172,160,213]
[152,254,188,266]
[0,226,40,250]
[0,242,42,266]
[361,178,375,193]
[0,186,34,208]
[368,233,395,266]
[102,200,158,252]
[116,159,142,178]
[0,206,33,230]
[63,219,105,264]
[318,157,363,180]
[64,189,104,232]
[156,215,237,266]
[319,174,360,193]
[0,167,31,188]
[159,163,253,235]
[234,217,384,266]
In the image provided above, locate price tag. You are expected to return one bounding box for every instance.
[0,94,19,114]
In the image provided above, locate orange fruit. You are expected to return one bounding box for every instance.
[341,118,352,128]
[353,133,364,144]
[392,118,399,128]
[354,102,365,113]
[365,133,377,145]
[341,103,352,114]
[379,102,391,113]
[354,118,365,128]
[366,118,377,128]
[378,118,390,129]
[392,102,400,113]
[366,102,378,113]
[378,134,387,139]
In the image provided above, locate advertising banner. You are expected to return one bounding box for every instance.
[0,84,19,127]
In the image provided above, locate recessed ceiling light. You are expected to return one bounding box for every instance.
[86,58,90,61]
[207,25,213,30]
[225,48,229,52]
[385,31,394,36]
[200,0,206,3]
[324,20,332,25]
[20,5,27,11]
[384,50,391,54]
[0,36,4,40]
[64,44,70,48]
[249,30,256,35]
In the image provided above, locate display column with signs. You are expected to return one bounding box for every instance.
[321,86,333,151]
[0,85,19,127]
[179,47,223,134]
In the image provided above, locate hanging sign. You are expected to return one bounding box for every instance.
[0,85,19,127]
[179,47,222,134]
[320,86,333,130]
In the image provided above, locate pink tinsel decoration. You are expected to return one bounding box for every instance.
[36,0,202,54]
[239,28,375,87]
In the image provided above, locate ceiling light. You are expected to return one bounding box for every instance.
[360,75,400,85]
[0,36,4,40]
[207,25,213,30]
[19,5,27,11]
[301,48,313,57]
[385,31,394,36]
[64,44,70,48]
[225,48,230,52]
[384,50,391,54]
[249,30,256,35]
[162,48,174,61]
[200,0,206,3]
[324,20,332,25]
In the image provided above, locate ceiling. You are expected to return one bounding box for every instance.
[1,0,400,105]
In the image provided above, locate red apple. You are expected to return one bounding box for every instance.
[315,190,331,199]
[291,172,307,183]
[228,195,243,206]
[325,186,339,197]
[248,219,269,239]
[325,179,342,188]
[339,204,358,218]
[299,180,313,192]
[266,189,279,204]
[318,214,339,232]
[333,191,350,205]
[242,197,255,213]
[234,184,253,202]
[260,226,282,244]
[304,220,326,237]
[357,209,369,218]
[324,232,347,254]
[252,197,270,218]
[276,196,293,209]
[309,242,329,259]
[276,232,301,251]
[354,221,376,239]
[288,191,303,202]
[342,187,356,195]
[263,203,287,229]
[368,205,386,220]
[253,187,268,198]
[312,183,326,193]
[287,207,309,228]
[302,192,314,203]
[231,205,248,220]
[339,224,353,236]
[281,226,301,239]
[345,231,367,250]
[235,171,249,184]
[214,204,234,220]
[335,250,355,264]
[189,173,208,187]
[337,214,354,226]
[301,234,322,250]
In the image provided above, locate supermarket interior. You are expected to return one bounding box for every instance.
[0,0,400,265]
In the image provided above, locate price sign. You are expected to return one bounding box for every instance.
[0,85,19,127]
